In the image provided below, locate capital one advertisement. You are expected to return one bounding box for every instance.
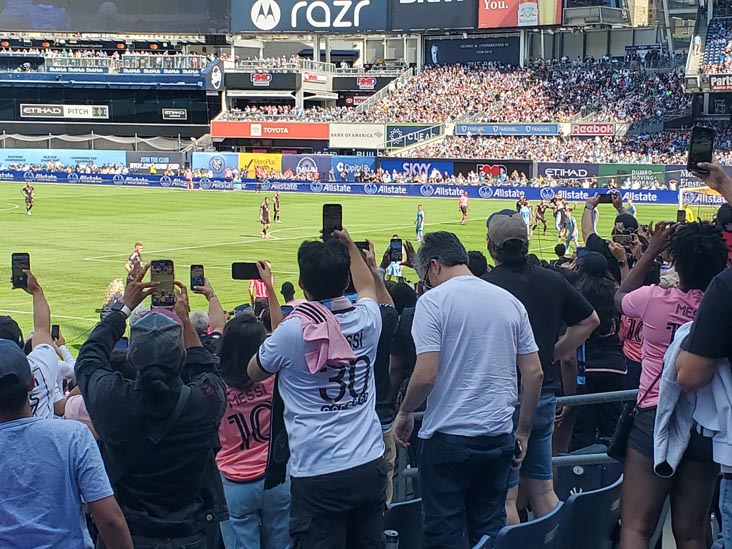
[478,0,562,28]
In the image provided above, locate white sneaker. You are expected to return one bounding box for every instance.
[27,211,31,216]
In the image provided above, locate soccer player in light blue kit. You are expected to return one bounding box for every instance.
[519,202,532,239]
[564,209,579,252]
[415,204,425,242]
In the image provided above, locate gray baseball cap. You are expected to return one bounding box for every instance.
[487,211,529,246]
[128,310,185,371]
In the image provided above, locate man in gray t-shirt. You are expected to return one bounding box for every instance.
[393,231,544,549]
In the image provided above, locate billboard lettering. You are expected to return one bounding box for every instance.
[386,125,443,148]
[571,123,615,136]
[20,104,109,120]
[710,75,732,92]
[455,123,559,136]
[478,0,562,28]
[233,0,388,33]
[329,124,385,149]
[210,121,330,140]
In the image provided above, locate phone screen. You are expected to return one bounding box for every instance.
[322,204,343,241]
[677,209,687,223]
[598,193,614,204]
[151,260,175,307]
[612,234,634,246]
[390,239,403,263]
[688,127,716,173]
[51,324,60,340]
[114,337,129,352]
[232,262,261,280]
[190,265,204,288]
[11,253,30,289]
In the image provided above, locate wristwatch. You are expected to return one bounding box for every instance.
[585,204,595,210]
[110,301,132,319]
[617,260,627,268]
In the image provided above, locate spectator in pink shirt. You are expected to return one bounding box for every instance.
[216,315,291,549]
[614,221,728,549]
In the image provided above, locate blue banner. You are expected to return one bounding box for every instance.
[455,123,560,136]
[331,155,377,182]
[191,152,240,176]
[281,154,332,180]
[379,158,454,178]
[385,125,443,148]
[0,171,682,204]
[0,149,126,168]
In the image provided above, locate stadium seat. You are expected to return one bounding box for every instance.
[556,475,623,549]
[554,444,623,501]
[384,498,422,549]
[492,502,564,549]
[472,535,492,549]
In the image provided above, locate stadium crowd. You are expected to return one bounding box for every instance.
[406,124,732,165]
[7,158,732,549]
[701,17,732,74]
[226,63,688,126]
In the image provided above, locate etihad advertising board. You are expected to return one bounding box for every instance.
[389,0,477,31]
[232,0,388,33]
[478,0,562,28]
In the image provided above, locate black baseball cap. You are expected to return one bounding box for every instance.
[0,316,23,349]
[0,339,31,396]
[614,213,639,234]
[717,204,732,231]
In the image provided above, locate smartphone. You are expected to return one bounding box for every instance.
[677,209,687,223]
[11,252,30,289]
[598,193,615,204]
[355,240,369,251]
[612,234,634,246]
[114,337,129,352]
[232,262,261,280]
[322,204,343,241]
[190,264,205,289]
[390,238,403,263]
[150,259,175,307]
[576,247,589,258]
[51,324,60,340]
[687,126,716,174]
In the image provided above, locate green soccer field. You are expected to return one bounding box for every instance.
[0,183,680,348]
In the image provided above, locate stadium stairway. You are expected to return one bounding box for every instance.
[686,9,709,77]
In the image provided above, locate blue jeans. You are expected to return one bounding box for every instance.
[420,431,514,549]
[509,390,556,488]
[220,474,291,549]
[714,477,732,549]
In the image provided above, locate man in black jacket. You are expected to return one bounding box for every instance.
[75,267,227,549]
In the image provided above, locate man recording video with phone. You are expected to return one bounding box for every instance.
[247,228,387,549]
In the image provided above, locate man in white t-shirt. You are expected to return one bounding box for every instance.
[248,229,387,549]
[0,271,64,419]
[393,231,544,549]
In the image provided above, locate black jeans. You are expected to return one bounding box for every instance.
[419,431,514,549]
[289,457,389,549]
[97,532,206,549]
[572,371,625,451]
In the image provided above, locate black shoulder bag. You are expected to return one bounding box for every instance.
[606,371,662,461]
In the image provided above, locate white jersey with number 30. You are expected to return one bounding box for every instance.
[258,297,384,477]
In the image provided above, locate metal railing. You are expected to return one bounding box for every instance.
[395,389,638,489]
[353,66,414,115]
